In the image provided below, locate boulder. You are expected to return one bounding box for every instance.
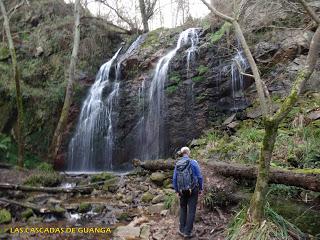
[141,192,154,203]
[114,225,140,239]
[151,194,165,204]
[140,224,151,240]
[78,202,92,213]
[150,172,166,186]
[21,208,34,220]
[148,203,165,215]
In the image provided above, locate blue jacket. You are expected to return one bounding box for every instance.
[173,156,203,192]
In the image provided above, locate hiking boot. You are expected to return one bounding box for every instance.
[183,233,195,238]
[177,230,185,237]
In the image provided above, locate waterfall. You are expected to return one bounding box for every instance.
[68,36,143,172]
[140,28,200,160]
[230,50,249,110]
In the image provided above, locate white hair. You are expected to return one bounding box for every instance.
[180,146,190,156]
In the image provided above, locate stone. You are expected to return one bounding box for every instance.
[151,194,165,204]
[140,224,151,240]
[150,172,166,186]
[21,208,34,220]
[160,209,169,217]
[78,202,92,213]
[137,184,149,192]
[153,228,167,240]
[148,203,165,215]
[163,178,172,188]
[92,204,105,214]
[35,46,44,57]
[0,209,11,224]
[307,110,320,121]
[102,177,119,193]
[123,195,133,204]
[115,193,124,200]
[113,225,140,239]
[141,192,155,203]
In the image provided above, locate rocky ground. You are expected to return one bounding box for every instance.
[0,161,237,240]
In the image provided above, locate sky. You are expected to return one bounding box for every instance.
[64,0,210,30]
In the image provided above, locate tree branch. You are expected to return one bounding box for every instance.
[96,0,136,30]
[296,0,320,25]
[200,0,271,116]
[273,25,320,123]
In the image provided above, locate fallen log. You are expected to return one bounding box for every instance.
[0,183,93,194]
[0,198,65,214]
[133,159,320,192]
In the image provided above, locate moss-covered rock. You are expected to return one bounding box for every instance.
[102,177,118,193]
[21,208,34,220]
[91,172,115,183]
[0,209,11,224]
[141,192,155,203]
[24,172,62,187]
[150,172,166,186]
[78,202,92,213]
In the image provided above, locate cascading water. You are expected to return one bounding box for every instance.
[140,28,200,160]
[230,50,249,110]
[68,36,144,172]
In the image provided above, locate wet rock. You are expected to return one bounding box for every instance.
[92,204,105,214]
[148,203,165,215]
[21,208,34,220]
[150,172,166,186]
[141,192,155,203]
[0,209,11,224]
[78,202,92,213]
[151,194,165,204]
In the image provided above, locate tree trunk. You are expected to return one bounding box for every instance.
[0,198,66,214]
[0,0,24,168]
[0,183,93,194]
[50,0,81,163]
[139,0,149,32]
[248,119,278,222]
[133,159,320,192]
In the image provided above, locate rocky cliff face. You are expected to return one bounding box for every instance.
[108,27,253,168]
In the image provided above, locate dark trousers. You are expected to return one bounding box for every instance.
[179,187,199,235]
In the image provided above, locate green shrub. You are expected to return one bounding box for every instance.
[210,22,231,43]
[197,65,209,75]
[165,85,178,94]
[192,76,205,83]
[36,162,54,172]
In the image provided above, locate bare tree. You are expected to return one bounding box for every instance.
[50,0,81,163]
[139,0,157,32]
[0,0,25,168]
[200,0,320,227]
[96,0,138,31]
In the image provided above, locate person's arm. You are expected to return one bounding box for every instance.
[173,165,178,192]
[192,160,203,191]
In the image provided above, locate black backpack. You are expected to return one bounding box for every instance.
[176,158,195,193]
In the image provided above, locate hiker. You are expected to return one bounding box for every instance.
[173,146,203,238]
